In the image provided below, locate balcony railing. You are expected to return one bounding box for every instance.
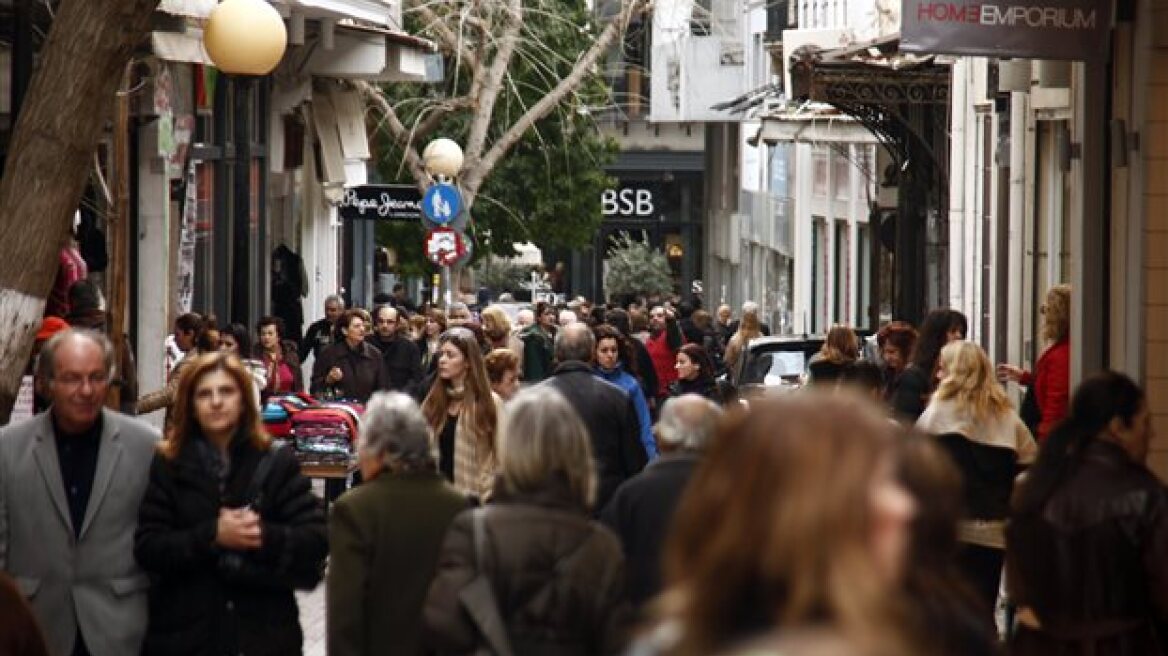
[796,0,848,30]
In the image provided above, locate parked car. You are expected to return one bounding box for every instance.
[722,335,826,402]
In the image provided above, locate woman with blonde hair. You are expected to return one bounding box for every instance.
[723,307,763,370]
[998,284,1071,441]
[916,340,1037,617]
[646,391,919,656]
[423,386,630,656]
[480,305,524,364]
[135,352,327,655]
[421,327,501,500]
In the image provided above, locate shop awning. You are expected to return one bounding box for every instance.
[754,106,881,146]
[303,23,437,82]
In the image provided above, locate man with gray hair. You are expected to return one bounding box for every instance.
[1,329,160,656]
[541,323,647,512]
[300,294,346,362]
[327,391,467,656]
[600,394,723,607]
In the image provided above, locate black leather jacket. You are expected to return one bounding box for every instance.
[1006,440,1168,655]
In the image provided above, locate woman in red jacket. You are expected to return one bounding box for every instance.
[998,284,1071,442]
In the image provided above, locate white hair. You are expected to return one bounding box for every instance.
[656,394,723,451]
[516,309,535,328]
[742,300,759,315]
[558,310,578,326]
[360,392,434,472]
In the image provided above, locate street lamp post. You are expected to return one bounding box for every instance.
[203,0,287,327]
[422,138,465,308]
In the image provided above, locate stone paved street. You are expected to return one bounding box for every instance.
[297,584,326,656]
[298,479,328,656]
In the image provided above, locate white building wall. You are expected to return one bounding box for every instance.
[136,120,171,431]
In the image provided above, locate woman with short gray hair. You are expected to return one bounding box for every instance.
[423,387,632,655]
[327,392,468,656]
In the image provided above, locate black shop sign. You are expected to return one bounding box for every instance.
[339,184,423,222]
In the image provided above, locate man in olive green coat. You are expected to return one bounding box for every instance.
[327,392,469,656]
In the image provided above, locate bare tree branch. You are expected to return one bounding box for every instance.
[409,1,481,76]
[358,81,430,191]
[412,95,476,144]
[463,0,523,165]
[462,0,651,199]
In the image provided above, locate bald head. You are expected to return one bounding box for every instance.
[554,322,595,363]
[656,394,723,452]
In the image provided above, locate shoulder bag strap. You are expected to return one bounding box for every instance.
[242,445,282,511]
[469,508,516,656]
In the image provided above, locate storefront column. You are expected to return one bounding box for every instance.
[1070,61,1108,383]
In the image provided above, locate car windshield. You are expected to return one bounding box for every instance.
[741,350,807,385]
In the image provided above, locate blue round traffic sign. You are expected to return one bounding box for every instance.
[421,183,462,225]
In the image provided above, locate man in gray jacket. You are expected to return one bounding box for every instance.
[0,329,159,656]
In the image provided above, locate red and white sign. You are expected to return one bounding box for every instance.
[424,227,467,267]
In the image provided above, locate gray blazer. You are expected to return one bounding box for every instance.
[0,409,160,656]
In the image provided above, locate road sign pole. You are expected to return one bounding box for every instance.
[443,265,452,309]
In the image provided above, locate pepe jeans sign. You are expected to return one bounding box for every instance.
[901,1,1112,61]
[338,185,423,222]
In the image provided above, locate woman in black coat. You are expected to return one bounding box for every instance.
[135,352,328,656]
[667,344,723,404]
[890,309,967,421]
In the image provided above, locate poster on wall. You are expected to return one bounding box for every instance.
[901,0,1112,61]
[176,161,197,314]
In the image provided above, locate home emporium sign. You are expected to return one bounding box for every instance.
[901,1,1113,61]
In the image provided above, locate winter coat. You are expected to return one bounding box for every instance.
[667,376,722,404]
[1017,338,1070,441]
[422,482,632,656]
[595,365,657,459]
[1006,439,1168,655]
[299,317,337,363]
[890,364,932,421]
[310,340,389,402]
[917,398,1037,547]
[543,362,648,511]
[520,324,555,383]
[134,435,328,656]
[327,471,468,656]
[367,334,423,392]
[600,452,701,607]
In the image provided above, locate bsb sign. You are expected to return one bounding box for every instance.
[601,188,655,218]
[901,1,1112,61]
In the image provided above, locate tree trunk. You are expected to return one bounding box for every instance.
[0,0,160,423]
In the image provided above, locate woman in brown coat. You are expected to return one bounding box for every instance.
[422,386,631,655]
[1007,371,1168,655]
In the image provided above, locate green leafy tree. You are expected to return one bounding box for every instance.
[473,257,530,294]
[603,232,673,302]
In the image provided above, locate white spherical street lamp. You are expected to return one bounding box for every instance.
[422,138,464,180]
[204,0,288,76]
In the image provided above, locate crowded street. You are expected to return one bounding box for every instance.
[1,0,1167,655]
